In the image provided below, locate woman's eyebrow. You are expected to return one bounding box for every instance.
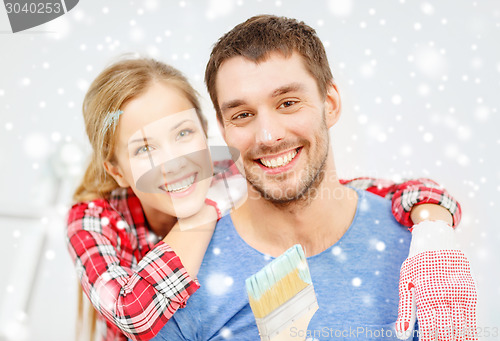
[171,119,193,131]
[128,119,195,144]
[129,136,152,144]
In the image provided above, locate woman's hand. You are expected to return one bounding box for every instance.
[176,201,219,231]
[162,202,219,279]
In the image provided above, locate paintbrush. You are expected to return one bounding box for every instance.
[246,244,318,341]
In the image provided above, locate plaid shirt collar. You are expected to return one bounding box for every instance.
[109,187,160,251]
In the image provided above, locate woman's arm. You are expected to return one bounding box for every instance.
[67,199,216,341]
[163,199,219,279]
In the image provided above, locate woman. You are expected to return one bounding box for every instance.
[66,57,461,341]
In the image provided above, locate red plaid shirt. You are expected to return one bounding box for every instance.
[66,176,461,341]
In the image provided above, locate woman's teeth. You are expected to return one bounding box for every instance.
[165,174,196,192]
[260,149,298,168]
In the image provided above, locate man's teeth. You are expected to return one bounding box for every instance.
[166,174,196,192]
[260,149,298,168]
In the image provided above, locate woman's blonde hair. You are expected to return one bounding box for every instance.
[73,57,207,203]
[73,57,207,340]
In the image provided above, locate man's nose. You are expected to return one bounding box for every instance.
[255,110,285,146]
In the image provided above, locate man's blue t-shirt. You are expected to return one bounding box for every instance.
[152,189,416,340]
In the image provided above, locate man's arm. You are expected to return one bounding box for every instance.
[410,203,452,226]
[340,177,460,227]
[341,177,477,340]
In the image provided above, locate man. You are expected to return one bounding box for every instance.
[153,15,476,341]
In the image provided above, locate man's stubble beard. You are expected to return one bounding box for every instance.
[244,116,330,210]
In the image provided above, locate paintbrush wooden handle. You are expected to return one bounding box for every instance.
[268,305,318,341]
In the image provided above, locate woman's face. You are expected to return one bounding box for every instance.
[108,81,212,219]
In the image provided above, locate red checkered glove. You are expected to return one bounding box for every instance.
[396,221,477,341]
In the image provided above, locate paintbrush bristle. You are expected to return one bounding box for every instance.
[246,244,312,318]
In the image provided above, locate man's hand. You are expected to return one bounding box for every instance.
[395,220,477,341]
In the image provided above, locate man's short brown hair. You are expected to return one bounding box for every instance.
[205,14,334,122]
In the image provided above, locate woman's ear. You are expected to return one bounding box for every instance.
[103,161,130,188]
[324,82,342,129]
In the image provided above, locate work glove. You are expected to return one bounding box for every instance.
[396,220,477,341]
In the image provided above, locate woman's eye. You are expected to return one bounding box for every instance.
[177,129,194,140]
[135,145,153,155]
[279,101,296,108]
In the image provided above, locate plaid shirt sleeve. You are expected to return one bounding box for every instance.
[66,200,200,341]
[340,177,461,227]
[213,159,241,182]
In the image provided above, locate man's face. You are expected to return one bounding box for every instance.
[215,52,338,205]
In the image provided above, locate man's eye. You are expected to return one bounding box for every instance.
[279,101,296,108]
[135,145,154,155]
[233,112,253,120]
[176,129,194,140]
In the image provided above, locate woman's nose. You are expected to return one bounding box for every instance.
[160,154,188,175]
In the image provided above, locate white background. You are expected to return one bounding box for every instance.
[0,0,499,340]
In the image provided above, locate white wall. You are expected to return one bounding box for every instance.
[0,0,498,340]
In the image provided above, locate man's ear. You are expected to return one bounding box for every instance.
[103,161,130,188]
[324,82,342,129]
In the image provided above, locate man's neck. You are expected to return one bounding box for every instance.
[231,160,358,257]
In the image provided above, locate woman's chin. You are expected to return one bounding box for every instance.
[171,197,206,220]
[175,210,199,220]
[155,177,211,219]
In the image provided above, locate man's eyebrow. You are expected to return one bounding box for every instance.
[220,99,246,113]
[220,84,304,113]
[271,83,304,98]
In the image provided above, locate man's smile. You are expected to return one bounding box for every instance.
[254,147,303,174]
